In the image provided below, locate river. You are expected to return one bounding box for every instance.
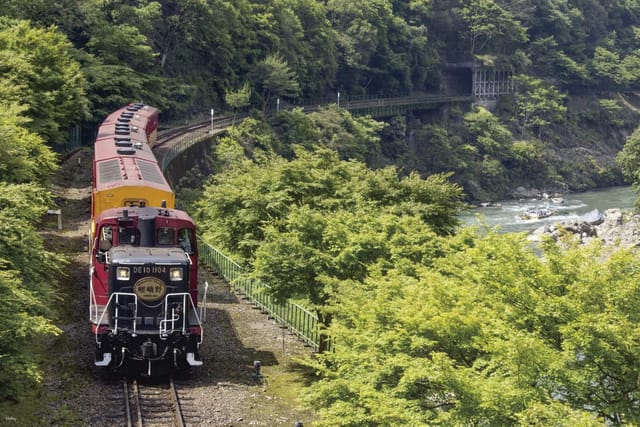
[459,186,638,234]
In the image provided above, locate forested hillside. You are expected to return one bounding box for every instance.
[6,1,640,425]
[3,0,640,198]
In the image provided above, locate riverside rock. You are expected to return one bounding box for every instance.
[529,208,640,248]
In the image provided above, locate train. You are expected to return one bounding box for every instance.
[89,103,204,376]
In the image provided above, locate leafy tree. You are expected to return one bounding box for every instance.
[197,146,465,353]
[217,116,283,163]
[463,106,513,157]
[512,74,567,138]
[81,59,166,120]
[459,0,528,55]
[73,0,172,118]
[515,0,584,57]
[253,207,448,351]
[269,107,319,155]
[251,0,338,96]
[219,105,386,164]
[0,102,57,184]
[84,22,157,72]
[590,46,640,86]
[0,183,62,400]
[528,36,588,85]
[144,0,214,72]
[196,147,465,262]
[0,17,88,144]
[302,229,640,425]
[225,83,251,125]
[253,53,300,110]
[616,126,640,200]
[307,105,385,163]
[326,0,433,94]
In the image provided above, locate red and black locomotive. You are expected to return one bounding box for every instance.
[89,103,203,375]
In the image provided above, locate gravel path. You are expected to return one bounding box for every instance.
[31,148,316,426]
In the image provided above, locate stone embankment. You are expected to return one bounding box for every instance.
[530,208,640,248]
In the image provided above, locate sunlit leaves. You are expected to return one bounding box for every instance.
[0,17,87,144]
[617,127,640,197]
[253,53,300,108]
[513,74,567,137]
[0,103,57,184]
[303,229,640,425]
[0,183,62,400]
[459,0,527,54]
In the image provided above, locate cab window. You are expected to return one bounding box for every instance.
[177,228,195,255]
[157,227,175,246]
[96,225,113,263]
[118,226,139,245]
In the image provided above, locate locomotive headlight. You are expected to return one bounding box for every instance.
[116,267,130,281]
[169,268,183,281]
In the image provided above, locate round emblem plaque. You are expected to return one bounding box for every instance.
[133,277,166,301]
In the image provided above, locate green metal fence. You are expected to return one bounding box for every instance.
[199,242,323,351]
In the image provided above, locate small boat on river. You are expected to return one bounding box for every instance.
[519,207,556,220]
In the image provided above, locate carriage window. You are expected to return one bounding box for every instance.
[177,228,195,255]
[157,227,175,246]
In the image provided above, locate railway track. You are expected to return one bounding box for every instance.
[122,377,198,427]
[155,115,238,147]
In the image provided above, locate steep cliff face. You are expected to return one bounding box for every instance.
[523,94,637,194]
[395,92,640,202]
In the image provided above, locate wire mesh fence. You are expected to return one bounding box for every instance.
[199,242,324,351]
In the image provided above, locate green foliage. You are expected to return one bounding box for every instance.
[302,230,640,425]
[218,106,386,164]
[0,17,88,144]
[196,146,465,259]
[590,44,640,87]
[326,0,437,94]
[307,105,386,163]
[196,144,465,351]
[269,107,319,154]
[459,0,528,55]
[528,36,588,84]
[250,0,338,95]
[85,23,157,71]
[253,53,300,109]
[225,82,251,124]
[0,103,57,185]
[0,182,63,400]
[216,116,283,163]
[513,74,567,138]
[81,61,165,119]
[0,268,60,400]
[463,106,513,156]
[617,126,640,197]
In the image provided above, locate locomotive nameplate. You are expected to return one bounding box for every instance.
[134,277,166,301]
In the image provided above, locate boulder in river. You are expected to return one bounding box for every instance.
[529,208,640,249]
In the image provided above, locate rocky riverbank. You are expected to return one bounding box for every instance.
[529,208,640,248]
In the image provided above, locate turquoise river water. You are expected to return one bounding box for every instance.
[459,186,638,234]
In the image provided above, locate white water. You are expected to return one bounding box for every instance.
[459,186,637,234]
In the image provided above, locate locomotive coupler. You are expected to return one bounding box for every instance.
[141,339,157,358]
